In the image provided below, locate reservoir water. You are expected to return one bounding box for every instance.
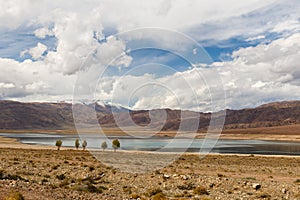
[1,133,300,155]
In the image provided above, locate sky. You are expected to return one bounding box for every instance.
[0,0,300,112]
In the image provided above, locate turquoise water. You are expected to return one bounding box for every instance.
[1,133,300,155]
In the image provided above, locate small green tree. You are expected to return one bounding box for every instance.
[56,140,62,150]
[82,140,87,150]
[101,141,107,151]
[112,139,120,152]
[75,139,80,150]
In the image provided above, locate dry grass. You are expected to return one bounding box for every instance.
[222,124,300,135]
[3,191,24,200]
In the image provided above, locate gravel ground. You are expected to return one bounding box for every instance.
[0,148,300,199]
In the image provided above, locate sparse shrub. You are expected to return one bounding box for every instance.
[200,198,212,200]
[0,172,25,181]
[130,193,141,199]
[112,139,120,152]
[174,193,183,198]
[122,186,132,194]
[193,186,209,195]
[79,176,94,184]
[98,185,108,190]
[152,192,167,200]
[56,174,66,180]
[258,193,271,199]
[89,166,95,171]
[145,188,163,197]
[75,157,81,161]
[52,165,59,170]
[55,140,62,150]
[82,140,87,150]
[75,139,80,150]
[74,184,102,193]
[111,169,117,174]
[245,177,256,180]
[59,179,69,188]
[0,170,4,179]
[177,182,196,190]
[41,179,48,184]
[3,191,24,200]
[86,184,102,193]
[101,141,108,151]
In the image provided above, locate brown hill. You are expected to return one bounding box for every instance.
[0,101,74,130]
[0,100,300,131]
[224,101,300,129]
[0,100,128,130]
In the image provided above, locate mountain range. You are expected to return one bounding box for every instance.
[0,100,300,132]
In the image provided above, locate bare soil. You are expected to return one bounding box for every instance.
[0,148,299,200]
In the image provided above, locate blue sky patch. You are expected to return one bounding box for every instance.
[0,27,56,61]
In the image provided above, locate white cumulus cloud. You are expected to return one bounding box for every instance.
[0,0,300,111]
[0,82,15,89]
[34,27,54,39]
[24,42,48,60]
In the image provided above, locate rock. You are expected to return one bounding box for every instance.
[209,183,215,188]
[252,183,261,190]
[233,186,239,190]
[181,175,189,180]
[163,174,170,180]
[282,188,287,194]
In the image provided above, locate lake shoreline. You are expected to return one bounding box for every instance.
[1,126,300,142]
[1,134,300,157]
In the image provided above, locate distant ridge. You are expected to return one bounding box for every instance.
[0,100,299,131]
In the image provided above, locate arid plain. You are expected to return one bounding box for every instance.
[0,134,300,200]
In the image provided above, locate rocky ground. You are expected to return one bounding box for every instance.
[0,148,299,200]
